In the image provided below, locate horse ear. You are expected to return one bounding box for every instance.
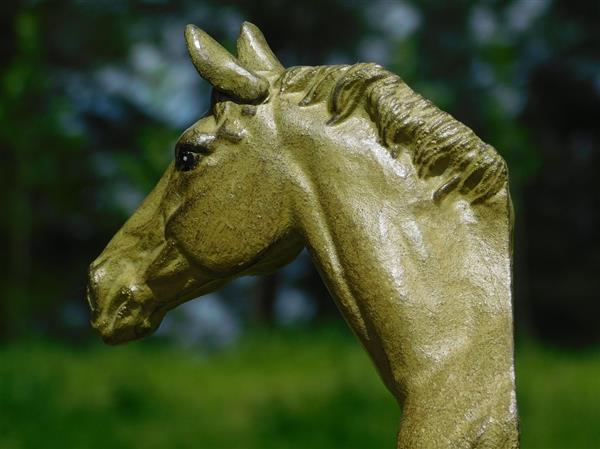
[237,22,284,74]
[185,24,269,102]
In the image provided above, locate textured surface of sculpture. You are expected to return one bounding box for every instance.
[87,22,518,449]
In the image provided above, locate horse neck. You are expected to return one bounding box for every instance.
[287,112,518,444]
[288,113,514,324]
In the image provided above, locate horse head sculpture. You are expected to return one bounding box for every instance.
[87,22,519,449]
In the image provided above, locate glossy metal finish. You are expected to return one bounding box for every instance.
[87,22,518,449]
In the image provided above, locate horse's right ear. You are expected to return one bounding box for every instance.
[237,22,284,74]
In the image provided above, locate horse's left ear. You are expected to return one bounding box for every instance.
[185,24,269,103]
[237,22,284,74]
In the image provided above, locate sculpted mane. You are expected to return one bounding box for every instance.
[277,63,508,205]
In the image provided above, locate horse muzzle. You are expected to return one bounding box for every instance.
[87,262,159,345]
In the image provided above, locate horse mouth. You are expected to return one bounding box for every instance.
[97,325,139,345]
[90,297,165,345]
[88,276,225,345]
[92,314,161,345]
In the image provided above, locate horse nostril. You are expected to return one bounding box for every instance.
[86,263,106,316]
[86,284,97,315]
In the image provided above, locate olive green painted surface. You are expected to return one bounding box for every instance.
[87,22,518,449]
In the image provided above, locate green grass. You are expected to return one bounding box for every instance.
[1,327,599,449]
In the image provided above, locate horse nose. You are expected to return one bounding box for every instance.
[87,263,114,338]
[86,261,107,318]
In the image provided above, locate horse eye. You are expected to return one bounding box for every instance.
[176,150,198,171]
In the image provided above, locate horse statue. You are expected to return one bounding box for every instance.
[87,22,519,449]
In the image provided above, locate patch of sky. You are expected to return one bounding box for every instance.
[505,0,551,33]
[158,294,241,350]
[470,5,497,44]
[367,0,421,41]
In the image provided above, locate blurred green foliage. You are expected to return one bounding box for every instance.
[1,327,600,449]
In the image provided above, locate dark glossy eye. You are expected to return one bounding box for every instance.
[175,149,198,171]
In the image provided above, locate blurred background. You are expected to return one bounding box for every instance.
[1,1,599,448]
